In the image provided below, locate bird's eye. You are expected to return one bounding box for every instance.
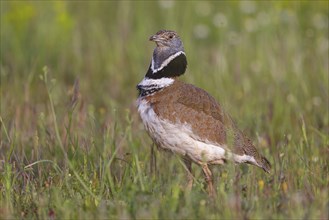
[169,35,173,39]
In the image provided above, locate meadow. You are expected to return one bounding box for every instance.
[1,1,328,219]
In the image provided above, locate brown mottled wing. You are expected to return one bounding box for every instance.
[172,83,271,172]
[174,83,236,148]
[173,83,256,157]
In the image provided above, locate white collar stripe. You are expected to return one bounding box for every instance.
[138,77,174,88]
[151,51,185,73]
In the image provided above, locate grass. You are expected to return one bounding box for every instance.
[1,1,328,219]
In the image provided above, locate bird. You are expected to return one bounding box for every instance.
[136,30,271,196]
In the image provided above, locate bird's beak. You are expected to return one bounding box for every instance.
[149,35,164,42]
[149,34,167,47]
[149,35,155,41]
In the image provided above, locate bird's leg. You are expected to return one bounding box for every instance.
[183,158,193,191]
[201,163,216,197]
[150,143,157,177]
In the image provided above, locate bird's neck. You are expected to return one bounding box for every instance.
[145,50,187,79]
[137,77,175,97]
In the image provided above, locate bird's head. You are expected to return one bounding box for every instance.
[149,30,183,50]
[145,30,187,79]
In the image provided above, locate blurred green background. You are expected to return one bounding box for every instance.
[1,1,328,219]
